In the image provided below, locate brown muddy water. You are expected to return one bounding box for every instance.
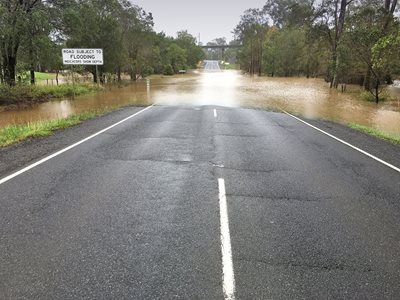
[1,70,400,135]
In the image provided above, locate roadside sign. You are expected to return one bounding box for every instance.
[62,48,103,65]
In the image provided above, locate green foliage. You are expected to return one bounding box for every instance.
[372,34,400,74]
[142,66,154,77]
[0,0,204,87]
[175,31,205,68]
[163,64,174,76]
[234,8,268,75]
[234,0,400,102]
[360,89,392,102]
[167,43,187,73]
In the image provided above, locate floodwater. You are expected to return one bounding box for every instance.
[1,70,400,135]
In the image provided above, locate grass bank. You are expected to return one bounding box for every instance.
[0,107,117,147]
[27,71,57,80]
[0,84,102,106]
[349,123,400,144]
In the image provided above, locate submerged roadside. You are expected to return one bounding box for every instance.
[348,123,400,144]
[0,105,133,147]
[0,84,103,107]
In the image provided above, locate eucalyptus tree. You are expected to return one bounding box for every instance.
[263,0,316,28]
[342,0,399,102]
[0,0,42,85]
[22,1,52,84]
[124,3,154,80]
[175,31,204,68]
[234,8,268,75]
[311,0,355,88]
[61,0,124,82]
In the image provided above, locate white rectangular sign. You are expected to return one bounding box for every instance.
[62,48,103,65]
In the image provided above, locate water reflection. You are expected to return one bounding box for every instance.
[0,70,399,135]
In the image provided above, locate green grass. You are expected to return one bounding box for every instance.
[0,108,115,147]
[35,84,101,97]
[0,84,102,105]
[220,64,239,70]
[32,72,57,80]
[349,123,400,144]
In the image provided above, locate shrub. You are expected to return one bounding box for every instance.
[163,64,174,76]
[143,66,154,77]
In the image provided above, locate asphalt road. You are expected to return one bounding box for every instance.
[0,105,399,299]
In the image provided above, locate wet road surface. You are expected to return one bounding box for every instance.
[1,105,400,299]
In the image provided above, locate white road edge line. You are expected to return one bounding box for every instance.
[214,109,218,118]
[218,178,236,300]
[282,110,400,173]
[0,105,154,186]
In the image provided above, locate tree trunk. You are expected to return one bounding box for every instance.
[30,68,35,85]
[130,69,135,81]
[3,54,17,86]
[332,50,341,88]
[258,47,262,76]
[0,65,3,84]
[92,66,98,83]
[29,34,35,85]
[364,68,371,91]
[117,66,122,82]
[375,79,380,103]
[330,0,348,89]
[56,70,59,85]
[330,51,336,88]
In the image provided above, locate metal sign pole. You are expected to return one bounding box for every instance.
[71,66,75,98]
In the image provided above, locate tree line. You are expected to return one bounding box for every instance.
[0,0,205,86]
[234,0,400,102]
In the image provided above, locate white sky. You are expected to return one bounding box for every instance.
[131,0,267,44]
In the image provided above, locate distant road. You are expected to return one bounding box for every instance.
[1,106,399,299]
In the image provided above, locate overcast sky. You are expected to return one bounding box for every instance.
[131,0,267,44]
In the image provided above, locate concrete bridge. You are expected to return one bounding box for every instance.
[200,44,241,61]
[200,44,241,53]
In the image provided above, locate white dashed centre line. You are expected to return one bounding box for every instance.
[218,178,235,300]
[214,109,218,118]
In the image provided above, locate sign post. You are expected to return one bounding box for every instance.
[62,48,104,85]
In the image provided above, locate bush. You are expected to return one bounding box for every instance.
[163,64,174,76]
[143,66,154,77]
[360,88,392,102]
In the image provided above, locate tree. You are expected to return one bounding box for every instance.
[166,43,187,73]
[234,9,268,75]
[175,30,204,68]
[314,0,354,88]
[0,0,42,85]
[263,0,315,28]
[341,0,399,101]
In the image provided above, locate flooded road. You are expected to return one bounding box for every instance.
[1,70,399,134]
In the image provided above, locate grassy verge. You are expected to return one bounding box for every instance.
[0,84,102,106]
[27,72,57,80]
[0,107,117,147]
[349,123,400,144]
[220,64,239,70]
